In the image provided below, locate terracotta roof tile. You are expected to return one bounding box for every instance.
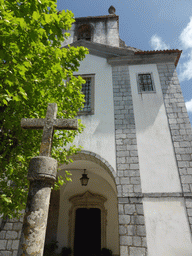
[135,49,182,54]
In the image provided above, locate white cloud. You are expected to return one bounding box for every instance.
[150,34,170,50]
[185,99,192,113]
[149,19,192,82]
[178,50,192,82]
[178,17,192,81]
[180,17,192,49]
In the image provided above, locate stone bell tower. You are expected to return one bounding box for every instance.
[61,5,120,48]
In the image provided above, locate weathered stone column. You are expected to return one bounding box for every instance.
[18,103,78,256]
[17,156,57,256]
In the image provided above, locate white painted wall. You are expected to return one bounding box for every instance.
[143,198,192,256]
[93,20,119,47]
[129,64,181,193]
[54,54,118,255]
[129,64,192,256]
[73,54,116,171]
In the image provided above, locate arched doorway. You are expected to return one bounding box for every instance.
[69,191,107,255]
[74,208,101,256]
[56,152,119,255]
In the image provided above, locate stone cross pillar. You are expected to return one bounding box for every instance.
[17,103,78,256]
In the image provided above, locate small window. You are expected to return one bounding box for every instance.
[137,73,155,93]
[77,24,91,41]
[78,75,95,115]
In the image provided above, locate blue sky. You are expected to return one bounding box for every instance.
[57,0,192,125]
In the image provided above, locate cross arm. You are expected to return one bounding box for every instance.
[21,118,45,129]
[53,119,78,130]
[21,118,78,130]
[20,103,78,157]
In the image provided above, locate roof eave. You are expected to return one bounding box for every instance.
[62,40,136,58]
[108,50,182,67]
[135,49,182,67]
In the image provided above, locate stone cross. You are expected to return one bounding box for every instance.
[18,103,78,256]
[21,103,77,157]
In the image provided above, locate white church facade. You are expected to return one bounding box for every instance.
[1,6,192,256]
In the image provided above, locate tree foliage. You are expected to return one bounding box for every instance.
[0,0,88,218]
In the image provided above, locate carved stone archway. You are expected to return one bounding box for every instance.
[68,191,107,255]
[70,150,117,181]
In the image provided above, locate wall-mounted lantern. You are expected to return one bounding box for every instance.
[80,169,89,186]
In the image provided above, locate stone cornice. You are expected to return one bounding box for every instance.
[75,14,119,22]
[108,52,181,67]
[63,40,182,66]
[62,40,137,58]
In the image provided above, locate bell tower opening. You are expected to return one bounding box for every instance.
[77,24,91,41]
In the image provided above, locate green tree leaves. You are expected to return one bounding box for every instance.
[0,0,88,218]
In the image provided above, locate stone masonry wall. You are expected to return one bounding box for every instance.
[0,214,23,256]
[112,65,147,256]
[157,63,192,233]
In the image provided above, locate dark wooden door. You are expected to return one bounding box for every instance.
[74,208,101,256]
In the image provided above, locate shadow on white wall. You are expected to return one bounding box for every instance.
[170,245,192,256]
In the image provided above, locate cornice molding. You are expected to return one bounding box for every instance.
[108,52,180,67]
